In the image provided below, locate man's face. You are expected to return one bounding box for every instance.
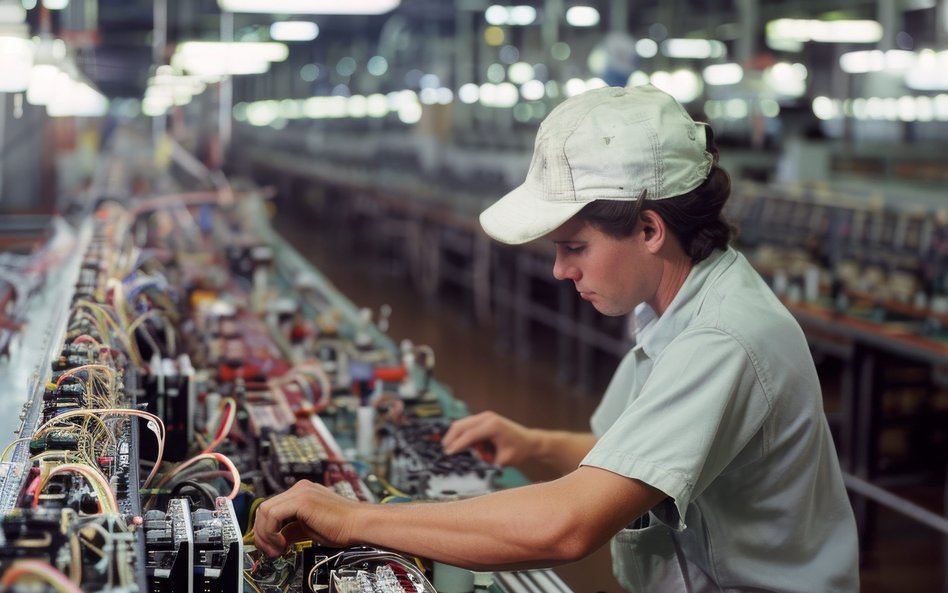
[549,218,660,317]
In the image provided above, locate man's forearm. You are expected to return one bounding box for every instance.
[529,430,597,475]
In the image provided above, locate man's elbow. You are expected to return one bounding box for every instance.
[537,512,608,563]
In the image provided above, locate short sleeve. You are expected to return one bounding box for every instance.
[581,327,772,530]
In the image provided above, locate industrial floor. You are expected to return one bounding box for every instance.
[274,207,943,593]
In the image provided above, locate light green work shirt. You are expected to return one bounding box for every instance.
[581,247,858,593]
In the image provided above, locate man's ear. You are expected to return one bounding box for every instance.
[639,210,666,254]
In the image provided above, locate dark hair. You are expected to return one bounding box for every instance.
[576,126,736,263]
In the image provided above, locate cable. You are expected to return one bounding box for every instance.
[55,364,117,388]
[0,559,85,593]
[32,408,166,488]
[170,480,216,508]
[0,437,29,462]
[32,463,118,514]
[154,452,241,500]
[200,397,237,455]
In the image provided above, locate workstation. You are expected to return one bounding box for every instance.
[0,1,946,592]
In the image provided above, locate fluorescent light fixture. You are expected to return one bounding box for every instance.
[366,93,388,117]
[904,49,948,91]
[26,64,62,105]
[485,5,507,25]
[42,0,68,9]
[0,36,34,92]
[627,70,650,86]
[764,62,808,97]
[219,0,399,14]
[419,87,438,105]
[173,53,271,77]
[702,63,743,86]
[565,6,600,27]
[812,96,839,120]
[650,69,703,103]
[520,79,545,101]
[458,83,479,104]
[148,73,206,94]
[507,62,534,84]
[564,78,586,97]
[0,3,26,22]
[507,5,536,26]
[47,79,108,117]
[661,39,726,59]
[176,41,288,62]
[767,19,883,44]
[270,21,319,42]
[839,49,916,74]
[484,5,535,26]
[143,95,172,117]
[172,41,287,77]
[635,38,658,58]
[398,100,422,124]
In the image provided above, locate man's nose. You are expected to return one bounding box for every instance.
[553,257,577,281]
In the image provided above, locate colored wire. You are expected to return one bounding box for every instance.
[55,364,116,388]
[374,475,412,499]
[200,397,237,455]
[33,463,118,514]
[32,408,166,488]
[155,452,240,499]
[0,559,84,593]
[0,437,29,462]
[242,497,266,543]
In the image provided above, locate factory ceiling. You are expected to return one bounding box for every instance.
[19,0,937,99]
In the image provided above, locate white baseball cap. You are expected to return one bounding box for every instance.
[479,84,714,245]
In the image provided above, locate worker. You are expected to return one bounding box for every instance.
[254,85,859,592]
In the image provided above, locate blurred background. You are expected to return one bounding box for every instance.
[0,1,946,591]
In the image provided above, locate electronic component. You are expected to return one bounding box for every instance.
[380,418,500,499]
[144,497,194,592]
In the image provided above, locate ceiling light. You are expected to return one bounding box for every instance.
[219,0,399,14]
[635,38,658,58]
[904,49,948,91]
[26,64,62,105]
[173,41,287,77]
[485,5,536,26]
[520,79,544,101]
[812,96,839,120]
[0,3,26,22]
[48,79,108,117]
[565,6,599,27]
[651,69,703,103]
[458,83,479,104]
[507,62,534,84]
[661,39,726,59]
[42,0,68,9]
[764,62,808,97]
[767,18,883,45]
[702,63,743,85]
[270,21,319,42]
[0,36,33,92]
[507,6,536,26]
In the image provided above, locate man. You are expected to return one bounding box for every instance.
[254,85,859,592]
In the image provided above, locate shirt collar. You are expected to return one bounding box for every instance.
[633,247,737,360]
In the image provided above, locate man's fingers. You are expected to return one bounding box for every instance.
[442,415,479,447]
[254,492,308,556]
[443,418,495,455]
[280,521,318,546]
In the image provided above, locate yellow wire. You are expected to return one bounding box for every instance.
[375,475,412,499]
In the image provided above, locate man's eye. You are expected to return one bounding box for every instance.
[562,245,584,254]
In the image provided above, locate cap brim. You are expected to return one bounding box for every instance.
[479,183,588,245]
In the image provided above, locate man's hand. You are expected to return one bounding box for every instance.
[253,479,360,557]
[442,411,538,467]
